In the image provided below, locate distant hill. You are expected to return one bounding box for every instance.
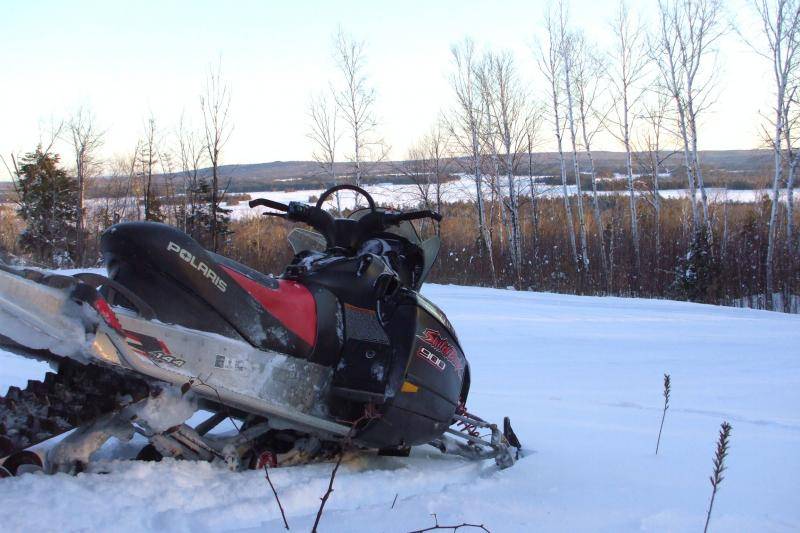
[176,149,776,193]
[0,149,776,201]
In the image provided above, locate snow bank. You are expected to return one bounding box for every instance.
[0,285,798,532]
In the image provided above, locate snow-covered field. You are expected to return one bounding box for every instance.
[225,176,793,220]
[0,286,798,532]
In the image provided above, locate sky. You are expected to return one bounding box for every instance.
[0,0,768,181]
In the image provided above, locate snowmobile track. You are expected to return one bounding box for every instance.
[0,347,150,458]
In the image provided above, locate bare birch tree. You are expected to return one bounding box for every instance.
[782,86,799,251]
[177,114,207,233]
[448,38,497,285]
[608,0,649,287]
[636,92,674,274]
[573,32,611,291]
[332,28,386,192]
[559,12,591,275]
[524,110,547,283]
[308,92,342,212]
[478,51,528,286]
[403,122,451,235]
[539,6,579,270]
[656,0,725,238]
[752,0,800,307]
[67,107,104,266]
[200,60,232,252]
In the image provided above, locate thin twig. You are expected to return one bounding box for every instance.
[181,376,240,432]
[311,449,344,533]
[408,513,491,533]
[264,464,290,530]
[311,405,380,533]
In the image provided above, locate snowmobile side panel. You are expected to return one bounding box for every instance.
[304,285,343,367]
[353,296,467,448]
[101,222,314,359]
[105,311,349,438]
[221,266,317,347]
[102,260,244,340]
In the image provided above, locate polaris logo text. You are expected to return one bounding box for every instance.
[167,242,227,292]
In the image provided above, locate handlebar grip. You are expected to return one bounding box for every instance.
[249,198,290,212]
[390,210,443,223]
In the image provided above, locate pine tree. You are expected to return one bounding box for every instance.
[15,147,79,265]
[186,178,231,249]
[671,229,721,303]
[144,188,164,222]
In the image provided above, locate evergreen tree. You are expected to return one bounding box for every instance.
[186,178,230,249]
[15,147,79,265]
[671,230,721,303]
[144,187,164,222]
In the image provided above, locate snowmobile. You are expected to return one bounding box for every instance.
[0,184,520,475]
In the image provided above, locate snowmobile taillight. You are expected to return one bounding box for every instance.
[255,451,278,469]
[93,297,124,334]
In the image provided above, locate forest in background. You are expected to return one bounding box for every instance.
[1,0,798,312]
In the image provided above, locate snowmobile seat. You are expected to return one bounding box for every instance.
[100,222,321,361]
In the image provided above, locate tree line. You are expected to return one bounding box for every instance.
[1,0,798,312]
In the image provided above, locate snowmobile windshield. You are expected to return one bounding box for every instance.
[287,208,422,254]
[286,207,440,288]
[287,227,327,255]
[348,208,440,289]
[347,207,423,244]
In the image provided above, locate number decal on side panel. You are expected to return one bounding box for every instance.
[124,330,186,368]
[417,346,445,372]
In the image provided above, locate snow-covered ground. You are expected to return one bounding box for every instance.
[0,286,798,532]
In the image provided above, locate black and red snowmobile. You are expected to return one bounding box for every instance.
[0,185,519,475]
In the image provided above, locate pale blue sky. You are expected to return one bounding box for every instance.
[1,0,764,180]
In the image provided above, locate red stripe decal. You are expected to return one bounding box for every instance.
[123,330,143,344]
[93,297,123,333]
[158,340,171,355]
[221,266,317,347]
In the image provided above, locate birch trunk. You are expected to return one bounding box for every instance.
[540,7,578,270]
[783,93,798,250]
[652,148,662,270]
[450,40,496,286]
[562,40,590,274]
[474,128,496,286]
[757,0,800,309]
[623,99,641,282]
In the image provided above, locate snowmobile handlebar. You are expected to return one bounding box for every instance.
[315,184,376,211]
[249,187,442,252]
[248,198,290,212]
[384,210,442,224]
